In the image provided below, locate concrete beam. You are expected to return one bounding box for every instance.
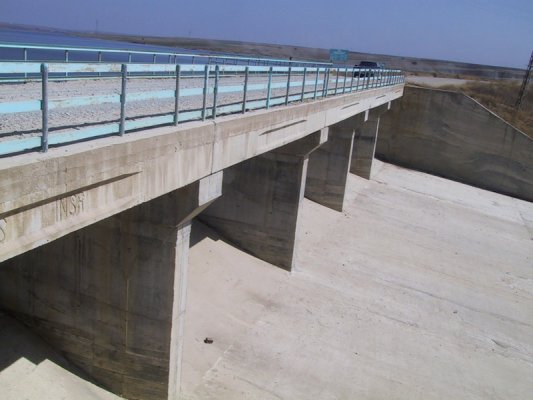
[351,102,391,180]
[0,172,222,400]
[305,114,367,212]
[0,85,403,263]
[199,130,327,271]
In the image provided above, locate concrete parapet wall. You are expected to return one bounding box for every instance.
[377,86,533,202]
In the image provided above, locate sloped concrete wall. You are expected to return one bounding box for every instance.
[377,86,533,202]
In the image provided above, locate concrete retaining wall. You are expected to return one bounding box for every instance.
[377,86,533,202]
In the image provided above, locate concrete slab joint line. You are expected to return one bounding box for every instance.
[199,129,327,272]
[0,172,223,400]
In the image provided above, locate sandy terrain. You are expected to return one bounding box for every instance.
[182,160,533,400]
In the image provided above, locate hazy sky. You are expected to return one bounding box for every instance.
[1,0,532,68]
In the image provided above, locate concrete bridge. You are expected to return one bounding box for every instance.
[0,46,404,399]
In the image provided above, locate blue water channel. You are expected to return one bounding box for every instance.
[0,26,209,63]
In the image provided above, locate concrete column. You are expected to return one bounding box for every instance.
[351,103,391,180]
[305,114,366,212]
[200,130,327,272]
[0,172,222,400]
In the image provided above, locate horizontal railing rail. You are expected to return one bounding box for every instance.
[0,60,405,157]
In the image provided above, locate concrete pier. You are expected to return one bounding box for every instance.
[200,131,327,271]
[0,173,222,400]
[350,103,390,180]
[305,115,365,211]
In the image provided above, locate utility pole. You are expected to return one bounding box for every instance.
[515,50,533,110]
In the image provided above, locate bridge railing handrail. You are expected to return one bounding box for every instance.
[0,61,405,157]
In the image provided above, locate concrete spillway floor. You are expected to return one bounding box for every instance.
[183,160,533,400]
[0,311,122,400]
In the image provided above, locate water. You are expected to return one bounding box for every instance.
[0,26,206,63]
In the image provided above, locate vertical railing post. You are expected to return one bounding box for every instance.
[334,68,339,94]
[266,66,273,109]
[356,69,360,91]
[285,66,292,105]
[213,65,220,119]
[201,64,210,121]
[342,67,348,93]
[98,51,102,77]
[242,66,249,113]
[324,68,330,97]
[300,67,307,101]
[174,64,181,125]
[65,50,69,78]
[313,67,319,99]
[350,68,355,91]
[119,64,127,136]
[23,48,28,79]
[128,53,132,63]
[40,63,49,152]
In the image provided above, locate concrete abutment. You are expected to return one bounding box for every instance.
[0,172,222,400]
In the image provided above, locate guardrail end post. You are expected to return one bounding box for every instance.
[119,64,128,136]
[40,63,49,152]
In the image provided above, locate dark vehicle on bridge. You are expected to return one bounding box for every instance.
[353,61,384,77]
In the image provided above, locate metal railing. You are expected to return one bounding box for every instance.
[0,59,404,157]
